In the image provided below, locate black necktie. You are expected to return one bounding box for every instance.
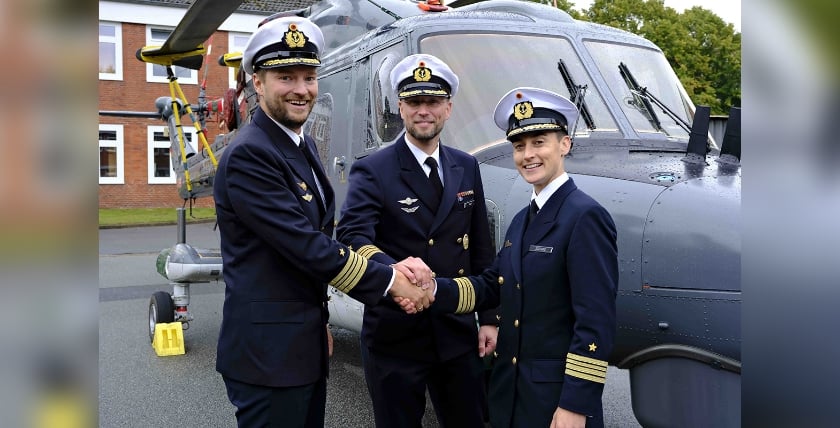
[425,157,444,202]
[528,199,539,224]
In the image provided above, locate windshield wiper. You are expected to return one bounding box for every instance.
[618,62,691,134]
[558,59,595,130]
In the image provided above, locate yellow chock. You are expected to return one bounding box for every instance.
[152,322,185,356]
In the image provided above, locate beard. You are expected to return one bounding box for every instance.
[263,95,313,130]
[405,121,444,143]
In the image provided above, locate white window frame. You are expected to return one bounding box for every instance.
[148,125,196,184]
[99,21,123,80]
[99,124,124,184]
[228,32,251,88]
[146,26,198,85]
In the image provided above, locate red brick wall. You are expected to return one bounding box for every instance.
[99,22,231,209]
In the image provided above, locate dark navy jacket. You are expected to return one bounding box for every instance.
[214,107,394,387]
[435,178,618,427]
[337,136,495,362]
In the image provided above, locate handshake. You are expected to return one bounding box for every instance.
[387,257,436,314]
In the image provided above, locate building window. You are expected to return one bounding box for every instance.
[148,126,194,184]
[99,22,122,80]
[146,26,198,84]
[99,124,124,184]
[229,32,251,88]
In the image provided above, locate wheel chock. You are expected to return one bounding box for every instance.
[152,322,185,356]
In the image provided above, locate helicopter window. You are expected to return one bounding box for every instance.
[99,124,124,184]
[146,27,197,85]
[99,22,122,81]
[419,33,618,154]
[371,48,406,146]
[585,40,693,141]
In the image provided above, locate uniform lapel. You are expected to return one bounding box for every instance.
[523,178,578,244]
[430,146,464,232]
[509,208,528,285]
[252,108,324,222]
[396,137,439,213]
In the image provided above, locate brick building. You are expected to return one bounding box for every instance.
[98,0,312,208]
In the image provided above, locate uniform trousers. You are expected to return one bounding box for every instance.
[222,375,327,428]
[361,341,486,428]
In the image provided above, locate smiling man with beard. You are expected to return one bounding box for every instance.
[213,16,432,428]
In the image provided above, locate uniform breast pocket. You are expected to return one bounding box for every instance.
[250,300,305,324]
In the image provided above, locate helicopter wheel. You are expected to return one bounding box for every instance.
[149,291,175,343]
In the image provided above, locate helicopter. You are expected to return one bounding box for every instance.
[129,0,741,426]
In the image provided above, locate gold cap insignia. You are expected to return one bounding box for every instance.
[514,101,534,120]
[413,63,432,82]
[284,24,307,48]
[302,194,313,202]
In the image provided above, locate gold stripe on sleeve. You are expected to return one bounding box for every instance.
[454,277,475,314]
[330,251,368,294]
[356,245,383,260]
[565,367,606,384]
[567,353,608,368]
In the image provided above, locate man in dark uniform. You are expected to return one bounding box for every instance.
[431,87,619,428]
[336,54,497,427]
[213,17,431,428]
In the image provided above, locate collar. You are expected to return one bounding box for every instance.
[531,172,569,210]
[266,115,305,147]
[404,139,441,173]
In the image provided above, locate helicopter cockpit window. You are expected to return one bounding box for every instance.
[371,48,405,146]
[419,33,618,154]
[586,40,694,141]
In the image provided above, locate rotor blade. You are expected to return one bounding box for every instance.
[162,0,245,56]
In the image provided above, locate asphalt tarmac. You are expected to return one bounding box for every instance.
[99,222,641,427]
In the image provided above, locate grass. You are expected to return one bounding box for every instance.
[99,208,216,228]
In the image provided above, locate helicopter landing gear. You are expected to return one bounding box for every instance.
[149,291,174,343]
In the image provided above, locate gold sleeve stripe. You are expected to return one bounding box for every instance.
[567,353,608,368]
[566,356,608,374]
[454,277,475,314]
[330,251,368,294]
[565,367,606,384]
[566,360,607,378]
[356,245,383,260]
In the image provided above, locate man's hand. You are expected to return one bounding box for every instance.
[392,256,434,290]
[389,269,433,314]
[549,407,586,428]
[478,325,498,357]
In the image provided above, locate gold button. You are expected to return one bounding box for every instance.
[457,237,463,243]
[516,283,521,289]
[428,239,434,246]
[512,357,517,365]
[458,268,464,275]
[498,276,504,285]
[514,319,519,328]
